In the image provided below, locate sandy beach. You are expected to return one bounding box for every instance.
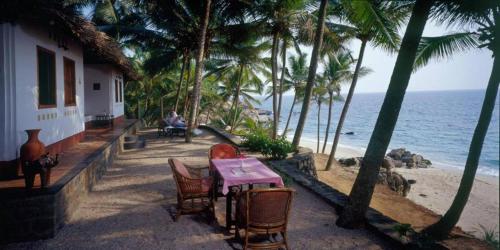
[301,140,500,237]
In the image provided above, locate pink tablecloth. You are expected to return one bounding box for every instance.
[211,158,284,195]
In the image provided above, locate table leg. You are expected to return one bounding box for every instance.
[226,189,232,230]
[270,183,276,188]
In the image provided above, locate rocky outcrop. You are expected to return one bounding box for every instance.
[386,148,432,169]
[337,156,415,197]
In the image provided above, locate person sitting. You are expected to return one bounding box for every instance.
[167,111,186,128]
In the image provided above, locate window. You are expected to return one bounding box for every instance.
[64,57,76,106]
[37,46,56,108]
[119,81,123,102]
[115,79,119,102]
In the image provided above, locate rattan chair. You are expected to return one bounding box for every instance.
[169,158,214,221]
[235,188,294,250]
[208,143,242,200]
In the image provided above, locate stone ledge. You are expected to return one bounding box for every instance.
[198,125,242,146]
[0,120,140,244]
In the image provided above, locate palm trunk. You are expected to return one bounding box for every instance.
[174,54,188,112]
[277,38,287,135]
[160,97,164,118]
[326,39,368,170]
[271,31,280,139]
[186,0,211,143]
[336,0,433,228]
[230,64,244,133]
[183,60,192,118]
[292,0,328,148]
[322,91,334,153]
[282,94,297,137]
[317,101,321,153]
[423,51,500,240]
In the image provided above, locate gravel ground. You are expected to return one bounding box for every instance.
[4,128,392,250]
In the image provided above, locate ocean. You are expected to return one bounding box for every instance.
[256,90,500,176]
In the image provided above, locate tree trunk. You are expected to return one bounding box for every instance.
[423,53,500,240]
[230,63,244,133]
[186,0,211,143]
[322,91,334,153]
[277,38,287,136]
[317,101,321,153]
[271,31,280,139]
[292,0,328,148]
[160,97,164,118]
[183,59,192,118]
[174,54,188,112]
[336,0,433,228]
[282,94,297,137]
[326,39,368,170]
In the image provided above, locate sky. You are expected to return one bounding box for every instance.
[302,21,494,94]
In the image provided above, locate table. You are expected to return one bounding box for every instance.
[210,158,284,229]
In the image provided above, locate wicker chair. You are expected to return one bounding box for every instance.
[235,188,294,250]
[168,158,214,221]
[208,143,242,200]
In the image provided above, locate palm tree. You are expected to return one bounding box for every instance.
[313,76,329,153]
[205,40,270,132]
[186,0,212,143]
[326,0,410,169]
[292,0,329,148]
[282,53,308,137]
[336,0,435,228]
[256,0,309,139]
[320,52,371,154]
[422,1,499,239]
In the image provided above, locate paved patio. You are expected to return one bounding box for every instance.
[5,128,392,249]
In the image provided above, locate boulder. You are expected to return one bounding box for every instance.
[377,169,412,197]
[382,157,395,170]
[407,163,417,169]
[388,148,406,160]
[338,157,359,167]
[393,160,403,168]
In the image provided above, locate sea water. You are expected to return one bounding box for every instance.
[256,90,499,176]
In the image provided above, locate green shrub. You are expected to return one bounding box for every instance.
[242,134,294,160]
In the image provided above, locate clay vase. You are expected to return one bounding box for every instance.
[20,129,45,163]
[20,129,46,188]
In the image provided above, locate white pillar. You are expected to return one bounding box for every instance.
[0,23,18,161]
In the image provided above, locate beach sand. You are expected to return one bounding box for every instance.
[300,140,499,237]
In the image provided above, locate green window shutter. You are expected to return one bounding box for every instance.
[38,47,56,107]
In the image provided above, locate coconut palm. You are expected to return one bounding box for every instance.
[325,0,410,169]
[422,1,499,239]
[205,40,270,132]
[291,0,329,148]
[282,53,309,137]
[336,0,435,228]
[320,52,372,154]
[255,0,310,139]
[185,0,212,142]
[313,76,329,153]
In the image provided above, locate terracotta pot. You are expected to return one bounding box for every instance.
[20,129,45,163]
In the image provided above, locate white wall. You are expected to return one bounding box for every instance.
[84,65,111,116]
[8,22,85,160]
[0,23,17,160]
[84,65,125,119]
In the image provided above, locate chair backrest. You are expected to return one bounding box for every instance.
[158,118,167,127]
[241,188,294,228]
[168,158,192,179]
[209,143,240,160]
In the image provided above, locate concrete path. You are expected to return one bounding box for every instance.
[5,128,391,250]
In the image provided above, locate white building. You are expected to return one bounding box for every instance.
[0,9,136,178]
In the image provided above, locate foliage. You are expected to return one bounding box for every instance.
[242,132,294,160]
[393,223,414,238]
[476,225,500,250]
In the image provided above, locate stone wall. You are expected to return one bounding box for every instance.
[0,121,139,244]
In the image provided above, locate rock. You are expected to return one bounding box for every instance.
[386,171,411,197]
[408,179,417,184]
[345,131,355,135]
[393,160,403,168]
[388,148,406,160]
[407,163,417,169]
[382,157,395,170]
[409,154,423,164]
[422,159,432,165]
[338,157,359,167]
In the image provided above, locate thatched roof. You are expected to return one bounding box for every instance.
[0,1,138,80]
